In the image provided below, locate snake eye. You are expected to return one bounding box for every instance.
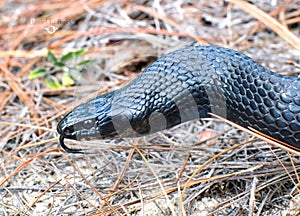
[82,119,95,129]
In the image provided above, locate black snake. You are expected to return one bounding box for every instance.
[57,46,300,153]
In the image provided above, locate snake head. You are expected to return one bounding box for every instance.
[57,90,148,153]
[57,89,176,153]
[57,93,120,153]
[57,93,116,141]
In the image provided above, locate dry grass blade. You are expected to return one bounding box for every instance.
[249,177,258,216]
[23,178,62,215]
[18,137,58,150]
[0,65,48,135]
[210,113,300,156]
[131,142,177,216]
[230,0,300,49]
[60,153,122,215]
[127,3,208,45]
[0,121,54,132]
[98,148,135,212]
[175,152,190,184]
[0,158,34,187]
[0,149,58,187]
[0,50,48,58]
[179,141,246,215]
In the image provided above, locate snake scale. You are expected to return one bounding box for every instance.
[57,46,300,153]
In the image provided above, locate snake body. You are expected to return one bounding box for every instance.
[57,46,300,152]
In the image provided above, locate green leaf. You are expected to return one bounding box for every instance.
[74,48,87,57]
[60,48,88,63]
[61,52,76,63]
[77,59,93,66]
[28,68,47,79]
[44,76,62,89]
[62,73,75,87]
[53,61,65,67]
[47,50,58,64]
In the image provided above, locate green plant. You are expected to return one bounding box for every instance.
[29,48,93,89]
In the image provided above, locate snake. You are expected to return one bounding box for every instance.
[57,46,300,153]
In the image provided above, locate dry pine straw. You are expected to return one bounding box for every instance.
[1,0,300,215]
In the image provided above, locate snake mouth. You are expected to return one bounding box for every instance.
[57,119,101,140]
[57,112,119,153]
[57,119,77,139]
[57,121,84,153]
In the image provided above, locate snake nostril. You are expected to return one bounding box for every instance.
[64,125,74,134]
